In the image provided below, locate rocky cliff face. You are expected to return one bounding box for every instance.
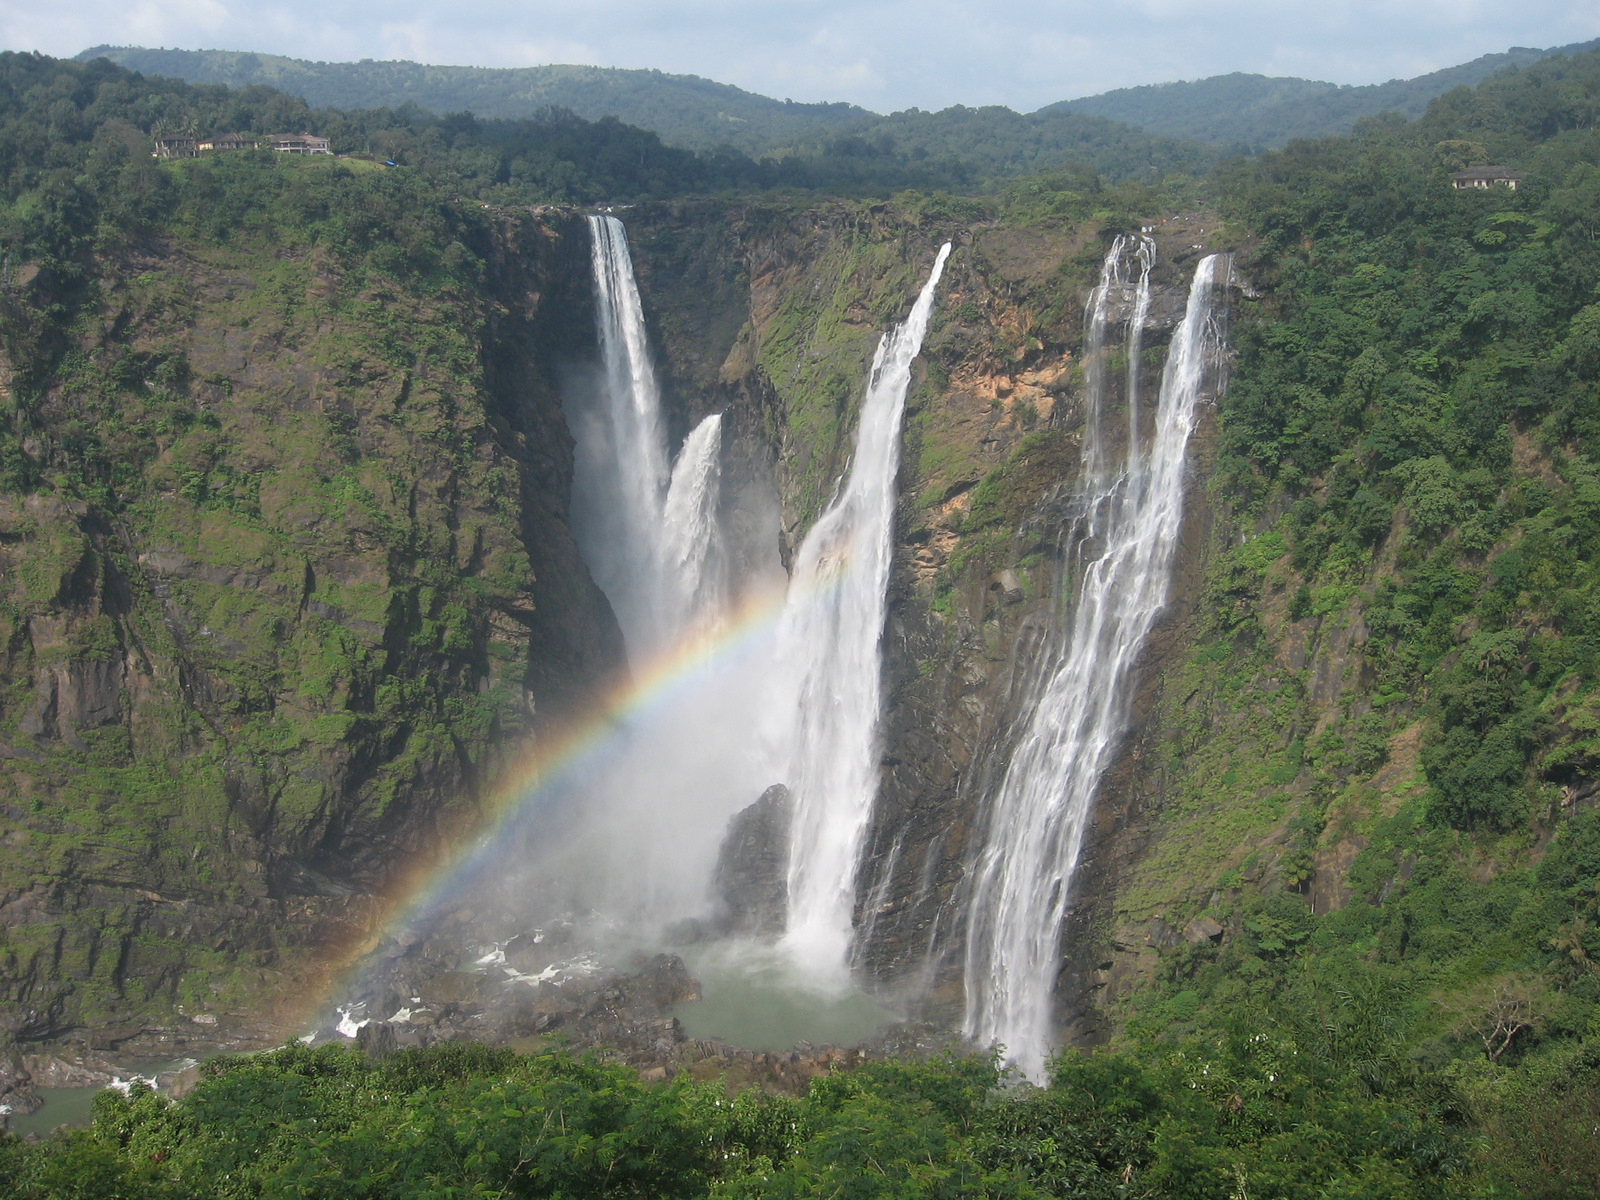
[621,199,1231,1042]
[0,209,623,1047]
[0,187,1290,1062]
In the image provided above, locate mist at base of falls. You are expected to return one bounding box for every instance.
[369,224,953,1051]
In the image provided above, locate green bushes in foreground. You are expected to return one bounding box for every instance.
[6,1031,1591,1199]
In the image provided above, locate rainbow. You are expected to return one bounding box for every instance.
[303,575,838,1023]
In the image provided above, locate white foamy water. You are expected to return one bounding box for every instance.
[962,250,1231,1079]
[578,213,673,655]
[662,412,727,633]
[773,242,952,986]
[575,215,726,657]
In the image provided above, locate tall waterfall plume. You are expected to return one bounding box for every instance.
[575,214,726,655]
[962,250,1231,1079]
[773,242,952,983]
[662,413,728,633]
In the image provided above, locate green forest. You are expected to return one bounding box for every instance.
[2,36,1600,1200]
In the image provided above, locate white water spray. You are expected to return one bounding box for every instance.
[577,214,726,655]
[773,242,952,985]
[1080,235,1156,480]
[662,413,727,633]
[962,251,1230,1079]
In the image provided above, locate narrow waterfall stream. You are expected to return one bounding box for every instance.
[773,242,952,985]
[575,214,726,658]
[1080,235,1155,482]
[962,251,1231,1079]
[662,412,728,635]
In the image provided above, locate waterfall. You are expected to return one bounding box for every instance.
[575,213,726,656]
[773,242,952,984]
[662,413,727,634]
[1080,235,1155,481]
[962,251,1231,1079]
[1123,238,1156,492]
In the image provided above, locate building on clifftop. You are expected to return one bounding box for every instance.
[198,133,258,152]
[267,133,332,155]
[1451,165,1525,190]
[151,135,197,159]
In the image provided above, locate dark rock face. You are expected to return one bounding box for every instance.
[0,211,624,1045]
[331,911,706,1068]
[0,1051,40,1121]
[624,207,1227,1046]
[714,785,793,937]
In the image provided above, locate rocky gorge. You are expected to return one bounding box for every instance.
[0,190,1246,1095]
[0,169,1576,1124]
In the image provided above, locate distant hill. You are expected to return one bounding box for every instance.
[792,105,1218,184]
[73,46,871,156]
[80,38,1597,178]
[73,45,1219,184]
[1053,38,1600,148]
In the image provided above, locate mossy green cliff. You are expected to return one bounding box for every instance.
[0,172,623,1043]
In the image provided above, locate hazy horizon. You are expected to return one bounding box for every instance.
[3,1,1595,113]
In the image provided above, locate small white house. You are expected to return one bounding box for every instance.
[1451,166,1524,191]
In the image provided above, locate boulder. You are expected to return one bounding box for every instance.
[0,1049,40,1119]
[623,955,702,1008]
[355,1021,399,1061]
[166,1065,203,1100]
[418,972,488,1005]
[22,1056,112,1088]
[715,784,792,936]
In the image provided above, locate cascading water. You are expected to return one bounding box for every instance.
[578,213,672,655]
[962,250,1231,1080]
[575,214,727,655]
[1123,238,1156,490]
[1080,235,1154,481]
[662,413,727,633]
[773,243,952,984]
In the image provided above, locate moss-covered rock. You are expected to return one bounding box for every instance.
[0,198,622,1042]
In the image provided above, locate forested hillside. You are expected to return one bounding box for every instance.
[73,45,1221,185]
[0,49,634,1041]
[1058,36,1600,149]
[76,46,873,157]
[1081,42,1600,1197]
[84,37,1600,162]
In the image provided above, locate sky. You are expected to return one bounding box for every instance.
[2,0,1597,113]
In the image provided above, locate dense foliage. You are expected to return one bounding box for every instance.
[0,51,745,221]
[1088,41,1600,1199]
[0,1039,1499,1198]
[774,105,1215,187]
[1218,44,1600,834]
